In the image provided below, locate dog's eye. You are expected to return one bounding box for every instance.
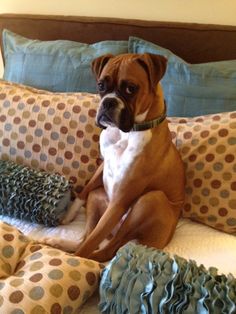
[125,84,137,95]
[97,81,105,92]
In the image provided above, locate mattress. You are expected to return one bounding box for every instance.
[1,208,236,312]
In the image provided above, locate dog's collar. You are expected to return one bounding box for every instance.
[132,103,167,132]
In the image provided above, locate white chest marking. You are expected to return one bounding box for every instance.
[100,126,152,200]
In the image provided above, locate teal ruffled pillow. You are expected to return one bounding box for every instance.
[2,29,128,93]
[99,242,236,314]
[0,160,71,226]
[129,36,236,117]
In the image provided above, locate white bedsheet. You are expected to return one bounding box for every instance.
[1,210,236,312]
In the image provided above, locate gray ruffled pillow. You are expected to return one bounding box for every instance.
[0,160,71,226]
[100,242,236,314]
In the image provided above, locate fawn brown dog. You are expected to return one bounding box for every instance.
[46,53,185,262]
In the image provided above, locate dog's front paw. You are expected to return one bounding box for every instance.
[61,198,85,225]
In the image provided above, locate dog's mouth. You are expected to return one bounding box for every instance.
[96,96,134,132]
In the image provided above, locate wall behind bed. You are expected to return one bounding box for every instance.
[0,0,236,77]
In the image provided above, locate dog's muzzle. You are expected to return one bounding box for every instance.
[96,95,134,132]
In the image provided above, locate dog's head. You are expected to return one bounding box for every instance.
[92,53,167,132]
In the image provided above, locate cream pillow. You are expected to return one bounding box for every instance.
[169,111,236,234]
[0,80,102,194]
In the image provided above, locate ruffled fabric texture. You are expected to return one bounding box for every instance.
[0,160,71,226]
[99,242,236,314]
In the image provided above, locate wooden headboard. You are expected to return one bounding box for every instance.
[0,13,236,64]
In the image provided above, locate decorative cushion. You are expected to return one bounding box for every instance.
[0,80,102,193]
[169,111,236,234]
[100,242,236,314]
[0,160,71,226]
[2,29,128,93]
[0,221,102,313]
[129,36,236,117]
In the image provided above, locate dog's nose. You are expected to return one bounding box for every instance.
[102,97,118,109]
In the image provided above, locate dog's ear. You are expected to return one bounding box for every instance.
[92,54,114,79]
[136,53,167,90]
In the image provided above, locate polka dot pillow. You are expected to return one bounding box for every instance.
[169,111,236,234]
[0,80,102,194]
[0,221,102,313]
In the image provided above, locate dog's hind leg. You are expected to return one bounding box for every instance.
[88,190,181,262]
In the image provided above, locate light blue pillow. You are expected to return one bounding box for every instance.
[2,29,128,93]
[129,36,236,117]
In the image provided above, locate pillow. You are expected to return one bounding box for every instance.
[0,80,102,194]
[0,221,102,312]
[0,159,72,226]
[169,111,236,234]
[129,36,236,117]
[2,29,128,93]
[100,242,236,314]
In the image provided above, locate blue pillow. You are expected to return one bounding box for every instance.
[129,36,236,117]
[2,29,128,93]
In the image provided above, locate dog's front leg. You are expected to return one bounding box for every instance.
[75,202,126,258]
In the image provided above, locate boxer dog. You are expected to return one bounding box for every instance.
[45,53,185,262]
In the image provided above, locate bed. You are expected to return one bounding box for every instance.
[0,13,236,313]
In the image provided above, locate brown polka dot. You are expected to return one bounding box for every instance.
[218,208,228,217]
[231,182,236,191]
[0,93,6,99]
[200,130,209,138]
[30,245,42,253]
[51,303,62,314]
[13,95,21,102]
[205,154,215,162]
[60,126,68,134]
[67,285,80,300]
[44,122,52,131]
[225,154,234,163]
[17,141,25,149]
[29,119,37,127]
[188,154,197,162]
[30,273,43,282]
[198,145,207,154]
[65,151,73,160]
[57,102,66,110]
[212,115,221,121]
[81,155,89,163]
[32,144,41,153]
[3,234,14,241]
[2,138,10,146]
[9,290,24,303]
[200,205,208,214]
[193,178,202,188]
[77,130,84,138]
[211,180,221,189]
[13,117,21,124]
[42,100,50,107]
[0,115,6,122]
[92,134,99,142]
[27,97,35,104]
[184,203,191,212]
[86,272,96,286]
[218,128,229,137]
[88,109,96,118]
[72,105,81,113]
[49,258,62,266]
[49,147,57,156]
